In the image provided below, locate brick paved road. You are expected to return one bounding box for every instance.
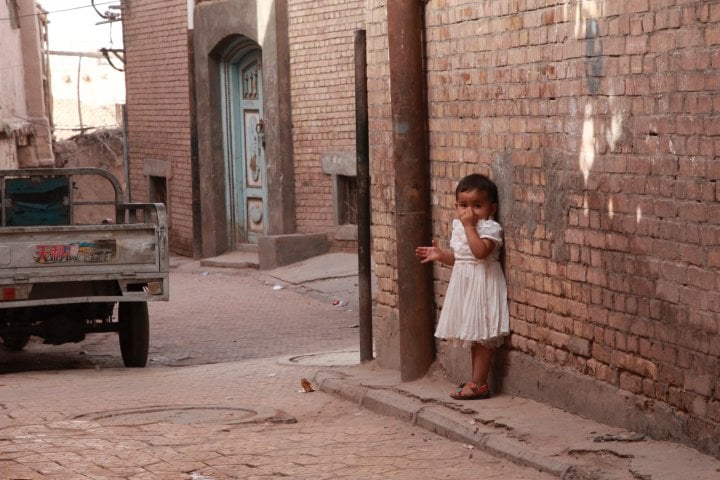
[0,269,360,373]
[0,268,555,479]
[0,357,555,479]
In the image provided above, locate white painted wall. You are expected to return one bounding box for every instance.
[0,2,29,168]
[0,2,29,126]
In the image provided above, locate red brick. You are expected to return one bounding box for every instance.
[708,401,720,422]
[706,24,720,45]
[620,371,643,393]
[626,0,649,14]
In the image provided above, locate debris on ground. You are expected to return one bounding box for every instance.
[190,472,215,480]
[594,432,646,443]
[300,378,315,392]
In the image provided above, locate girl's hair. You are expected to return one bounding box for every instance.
[455,173,499,204]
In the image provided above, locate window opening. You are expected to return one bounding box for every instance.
[337,175,358,225]
[148,175,168,210]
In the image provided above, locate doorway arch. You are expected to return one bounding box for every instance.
[193,0,296,258]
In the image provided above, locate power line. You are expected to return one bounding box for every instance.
[0,1,117,21]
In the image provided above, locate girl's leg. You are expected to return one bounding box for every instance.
[452,343,493,398]
[471,343,493,387]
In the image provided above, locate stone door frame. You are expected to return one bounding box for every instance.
[193,0,295,258]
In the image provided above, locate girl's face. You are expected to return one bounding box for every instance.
[455,189,497,222]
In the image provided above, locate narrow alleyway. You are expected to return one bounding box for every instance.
[0,260,359,373]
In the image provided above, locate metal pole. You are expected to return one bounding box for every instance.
[121,104,130,202]
[387,0,434,381]
[188,29,202,258]
[355,30,373,363]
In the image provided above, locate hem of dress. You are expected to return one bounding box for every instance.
[436,334,507,348]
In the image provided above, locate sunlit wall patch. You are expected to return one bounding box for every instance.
[579,103,596,185]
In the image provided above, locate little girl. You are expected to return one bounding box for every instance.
[416,173,510,400]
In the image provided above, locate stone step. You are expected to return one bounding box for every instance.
[199,250,259,269]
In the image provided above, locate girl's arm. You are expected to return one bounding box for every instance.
[459,207,497,260]
[415,240,455,266]
[464,224,496,260]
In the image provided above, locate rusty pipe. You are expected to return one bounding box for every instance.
[387,0,434,381]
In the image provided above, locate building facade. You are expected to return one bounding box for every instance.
[122,0,720,457]
[122,0,363,257]
[0,0,54,168]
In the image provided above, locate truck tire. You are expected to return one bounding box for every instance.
[1,334,30,351]
[118,302,149,367]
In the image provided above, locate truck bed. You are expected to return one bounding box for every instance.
[0,168,169,308]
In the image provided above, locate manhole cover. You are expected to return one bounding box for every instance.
[74,405,266,426]
[281,350,360,367]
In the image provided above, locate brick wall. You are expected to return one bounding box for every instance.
[365,3,397,325]
[368,0,720,454]
[287,0,365,249]
[122,0,194,256]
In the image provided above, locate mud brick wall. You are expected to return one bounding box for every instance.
[122,0,194,256]
[287,0,365,250]
[367,0,720,455]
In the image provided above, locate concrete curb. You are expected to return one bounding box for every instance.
[314,371,600,480]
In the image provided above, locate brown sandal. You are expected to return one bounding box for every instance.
[450,381,490,400]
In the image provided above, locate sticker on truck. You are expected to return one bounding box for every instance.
[33,240,117,264]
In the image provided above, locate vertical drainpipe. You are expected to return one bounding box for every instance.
[387,0,434,381]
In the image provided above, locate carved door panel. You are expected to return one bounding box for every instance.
[231,50,266,244]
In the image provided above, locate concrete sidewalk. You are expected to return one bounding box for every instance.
[186,252,720,479]
[313,361,720,480]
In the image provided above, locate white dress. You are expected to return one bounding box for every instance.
[434,219,510,347]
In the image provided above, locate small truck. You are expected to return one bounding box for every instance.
[0,168,169,367]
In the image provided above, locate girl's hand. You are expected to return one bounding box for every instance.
[415,240,443,264]
[459,207,478,228]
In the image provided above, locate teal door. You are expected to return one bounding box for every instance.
[224,47,266,245]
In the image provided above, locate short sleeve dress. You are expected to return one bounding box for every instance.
[434,219,510,347]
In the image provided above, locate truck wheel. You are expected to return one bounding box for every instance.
[1,334,30,351]
[118,302,149,367]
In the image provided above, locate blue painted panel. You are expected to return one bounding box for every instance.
[6,177,70,226]
[222,43,266,245]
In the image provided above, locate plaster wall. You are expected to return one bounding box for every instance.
[0,4,27,123]
[0,0,53,168]
[0,3,24,169]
